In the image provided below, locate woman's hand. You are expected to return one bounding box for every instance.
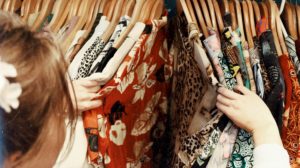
[69,79,102,112]
[216,85,282,147]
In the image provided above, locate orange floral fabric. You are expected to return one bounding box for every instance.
[279,54,300,166]
[83,19,173,167]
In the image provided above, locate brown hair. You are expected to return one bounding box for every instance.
[0,12,77,167]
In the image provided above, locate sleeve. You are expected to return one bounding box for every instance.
[253,144,290,168]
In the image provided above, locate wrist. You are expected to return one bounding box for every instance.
[252,121,282,147]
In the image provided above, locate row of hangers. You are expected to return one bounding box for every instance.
[0,0,164,54]
[179,0,300,58]
[281,0,300,41]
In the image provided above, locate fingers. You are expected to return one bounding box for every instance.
[78,79,101,88]
[217,87,242,100]
[217,94,232,106]
[216,102,234,118]
[78,93,101,101]
[234,85,251,95]
[79,100,103,112]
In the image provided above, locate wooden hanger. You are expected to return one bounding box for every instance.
[179,0,194,24]
[291,2,298,40]
[220,0,229,16]
[125,0,135,16]
[47,0,69,31]
[107,0,118,21]
[150,0,163,20]
[0,0,4,9]
[207,0,217,30]
[246,0,256,37]
[9,0,22,13]
[31,0,55,31]
[274,1,288,55]
[83,0,99,30]
[52,0,73,33]
[193,0,209,37]
[252,0,261,23]
[235,0,245,42]
[266,0,282,56]
[21,0,33,22]
[283,2,297,40]
[242,0,253,48]
[259,1,269,21]
[99,0,108,13]
[61,0,93,53]
[101,0,124,43]
[113,0,146,49]
[199,0,213,29]
[229,0,237,30]
[103,1,112,16]
[296,3,300,37]
[140,0,156,22]
[34,0,43,13]
[3,0,12,11]
[186,0,199,30]
[213,0,224,33]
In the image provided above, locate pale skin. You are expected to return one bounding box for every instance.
[216,85,283,147]
[69,78,103,112]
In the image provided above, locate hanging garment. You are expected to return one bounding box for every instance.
[260,30,285,131]
[256,18,272,97]
[65,30,86,63]
[170,15,223,167]
[243,42,257,93]
[231,29,251,89]
[89,16,131,75]
[87,21,146,85]
[279,54,300,166]
[285,36,300,82]
[250,37,265,98]
[227,30,255,168]
[56,16,79,42]
[68,16,110,79]
[83,18,172,167]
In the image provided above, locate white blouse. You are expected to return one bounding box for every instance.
[68,16,110,79]
[87,22,145,85]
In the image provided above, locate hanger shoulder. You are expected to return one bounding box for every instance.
[102,0,124,42]
[125,0,135,16]
[199,0,212,28]
[252,1,261,23]
[31,0,55,31]
[242,1,253,48]
[246,0,256,37]
[229,0,237,30]
[47,0,69,30]
[61,0,92,53]
[235,0,245,42]
[291,3,298,40]
[0,0,4,9]
[3,0,12,11]
[296,5,300,37]
[193,0,209,37]
[207,0,217,30]
[113,0,146,49]
[213,0,224,33]
[275,2,288,55]
[150,0,163,20]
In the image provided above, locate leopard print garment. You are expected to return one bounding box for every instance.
[75,38,106,79]
[169,15,221,167]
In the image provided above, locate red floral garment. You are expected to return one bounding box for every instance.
[83,18,173,167]
[279,54,300,166]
